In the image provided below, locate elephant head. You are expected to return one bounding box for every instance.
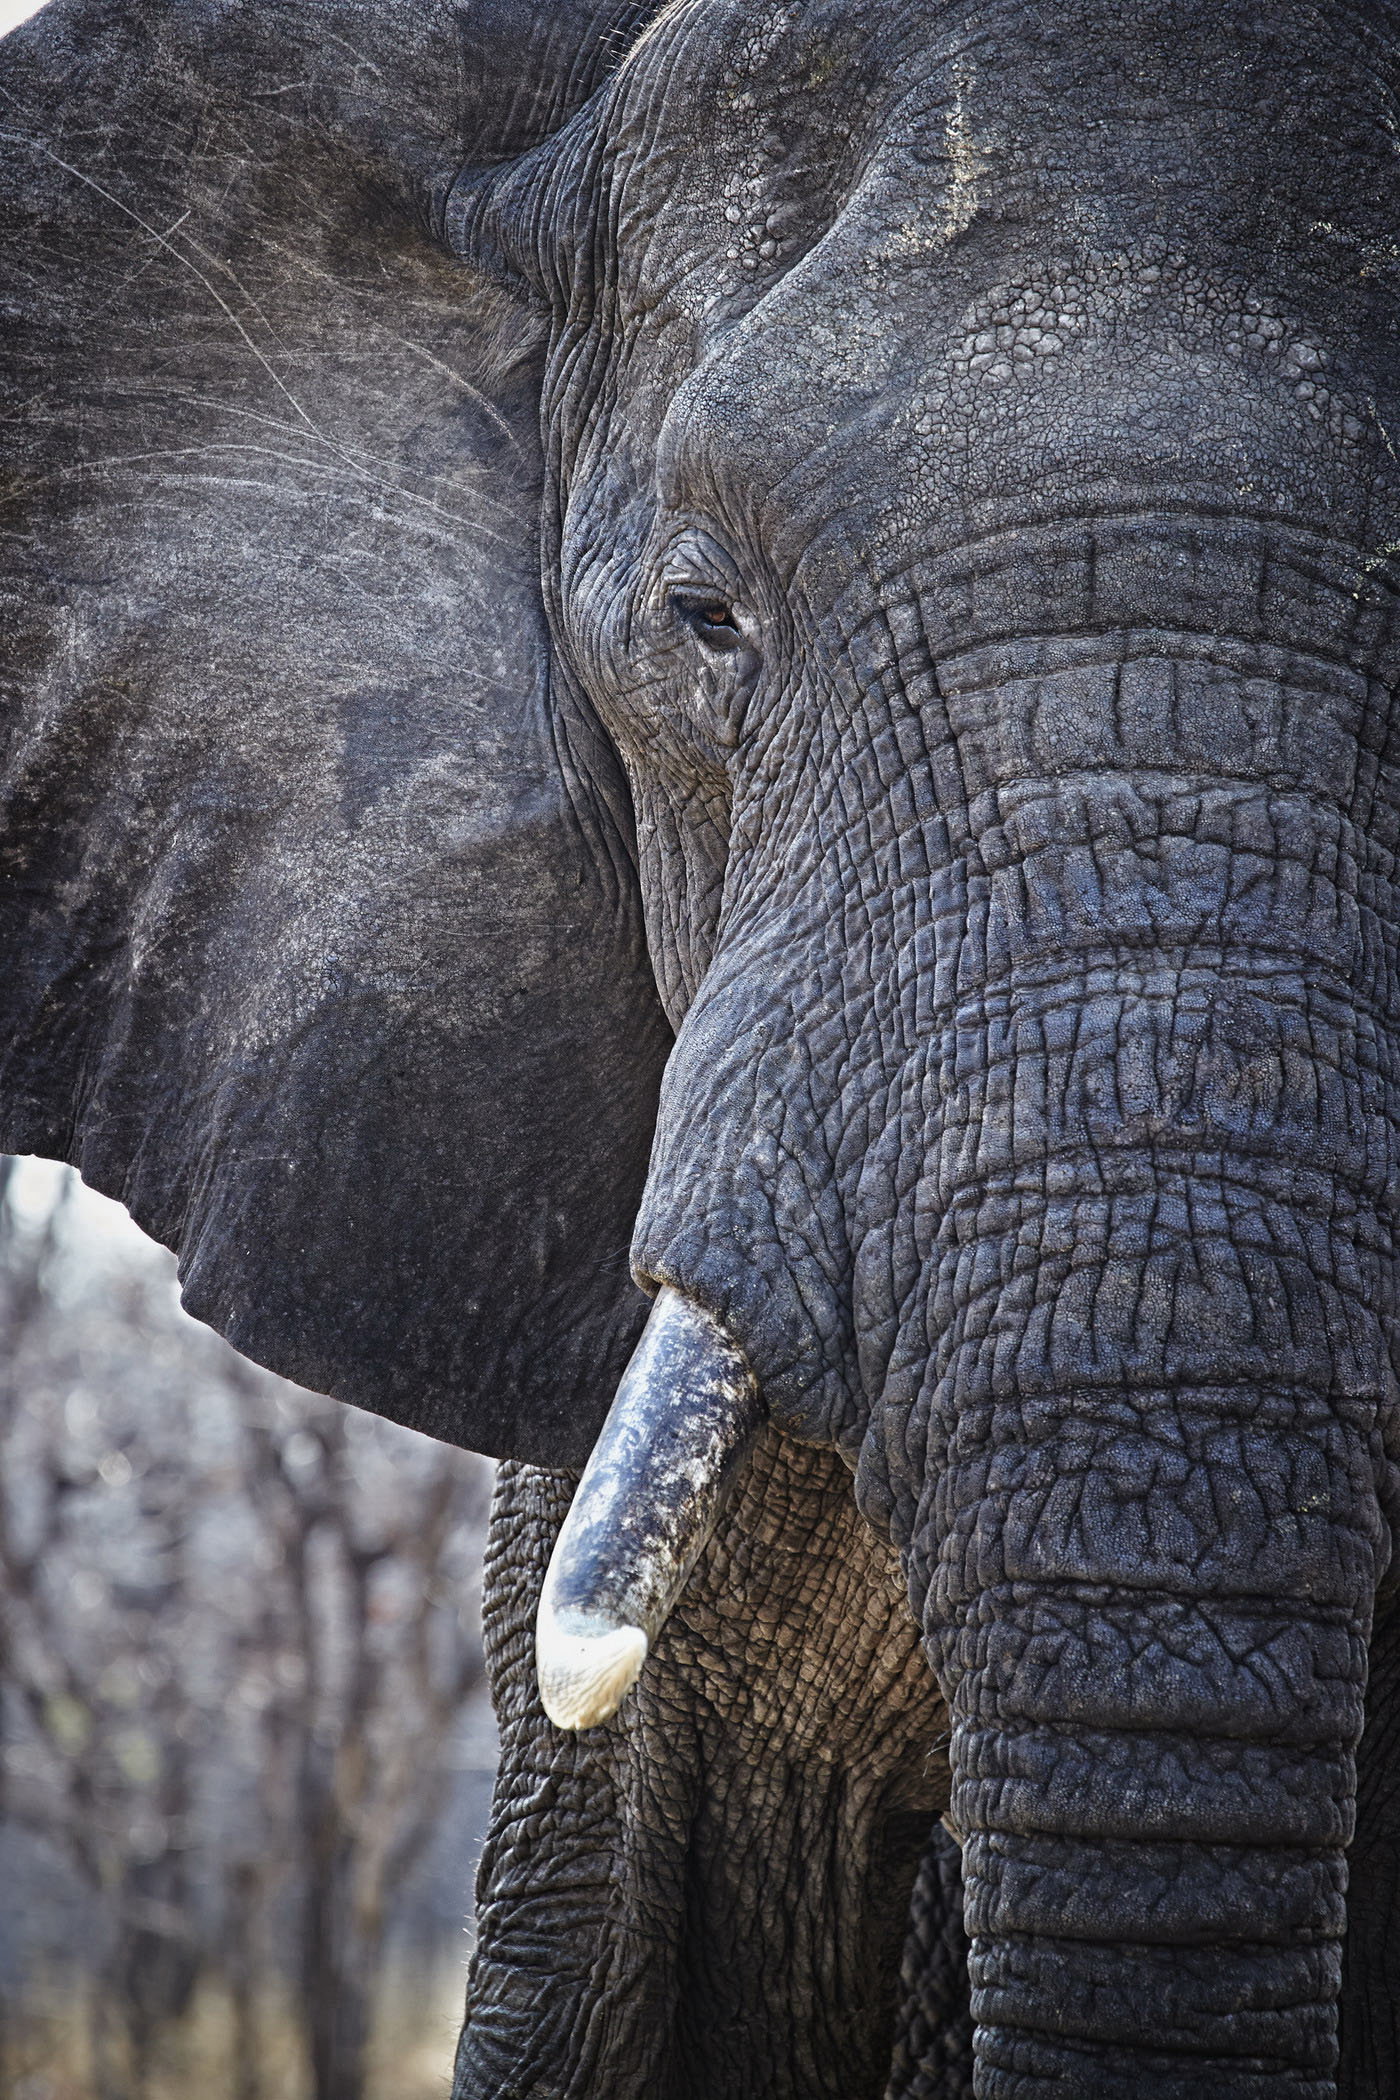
[6,2,1400,2096]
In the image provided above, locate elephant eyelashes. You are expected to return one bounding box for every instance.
[669,587,745,651]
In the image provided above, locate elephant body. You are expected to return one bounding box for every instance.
[5,1,1400,2093]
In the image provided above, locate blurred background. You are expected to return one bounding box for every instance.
[0,1157,499,2100]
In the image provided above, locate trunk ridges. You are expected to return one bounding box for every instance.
[914,1358,1383,2095]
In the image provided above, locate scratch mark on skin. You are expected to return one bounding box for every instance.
[318,31,382,78]
[5,137,340,429]
[1,133,503,533]
[1367,396,1400,469]
[1351,406,1400,592]
[1353,538,1400,593]
[87,208,192,317]
[1,133,530,543]
[166,393,521,506]
[944,60,982,242]
[7,436,520,544]
[367,333,533,466]
[159,389,520,504]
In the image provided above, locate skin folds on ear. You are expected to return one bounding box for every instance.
[0,0,671,1466]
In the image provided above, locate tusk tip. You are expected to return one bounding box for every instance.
[536,1619,649,1731]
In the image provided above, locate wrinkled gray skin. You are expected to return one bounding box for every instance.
[7,1,1400,2096]
[458,6,1400,2095]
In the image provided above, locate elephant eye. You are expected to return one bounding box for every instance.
[669,587,744,651]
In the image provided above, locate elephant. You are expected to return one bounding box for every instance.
[5,0,1400,2094]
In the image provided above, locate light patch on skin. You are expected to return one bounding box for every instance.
[944,59,984,241]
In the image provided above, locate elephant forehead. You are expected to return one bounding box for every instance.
[610,0,1400,310]
[598,0,1400,547]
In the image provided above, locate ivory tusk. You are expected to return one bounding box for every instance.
[535,1284,761,1730]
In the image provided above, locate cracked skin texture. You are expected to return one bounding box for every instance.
[456,1,1400,2093]
[7,0,1400,2094]
[459,1433,954,2100]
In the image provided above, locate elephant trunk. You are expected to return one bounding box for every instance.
[914,1176,1388,2093]
[630,580,1400,2087]
[874,611,1400,2092]
[940,1416,1366,2094]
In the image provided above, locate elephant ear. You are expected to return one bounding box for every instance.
[0,0,671,1465]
